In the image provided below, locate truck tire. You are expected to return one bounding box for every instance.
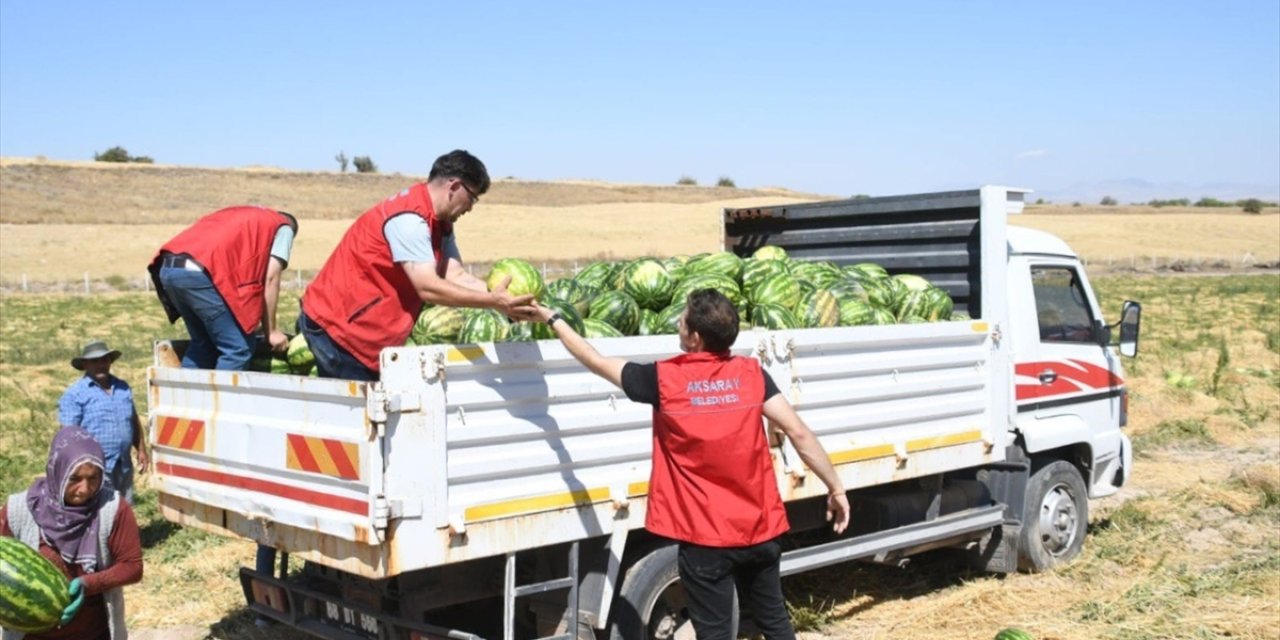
[608,545,737,640]
[1018,460,1088,572]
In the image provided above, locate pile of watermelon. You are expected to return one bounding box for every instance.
[248,334,318,376]
[0,537,71,633]
[405,248,965,345]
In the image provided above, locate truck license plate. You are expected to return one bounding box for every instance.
[322,600,379,637]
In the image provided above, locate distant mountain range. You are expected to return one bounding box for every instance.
[1035,179,1280,204]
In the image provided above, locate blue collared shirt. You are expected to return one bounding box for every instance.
[58,375,138,475]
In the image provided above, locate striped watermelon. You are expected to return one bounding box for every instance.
[286,334,315,372]
[994,629,1034,640]
[532,297,586,340]
[684,252,744,283]
[869,306,896,325]
[828,279,870,303]
[458,308,510,344]
[789,261,842,288]
[622,258,676,311]
[574,261,617,291]
[865,277,906,310]
[638,309,658,336]
[588,291,642,336]
[952,311,971,321]
[270,358,291,374]
[750,303,799,330]
[846,262,889,281]
[486,258,544,299]
[0,537,71,633]
[895,288,932,321]
[794,290,840,328]
[545,278,598,317]
[893,273,933,292]
[751,245,788,261]
[750,272,802,310]
[663,256,691,283]
[583,318,624,338]
[505,322,535,342]
[901,315,929,324]
[671,274,744,310]
[652,302,685,335]
[838,299,877,326]
[410,305,466,345]
[924,287,954,321]
[741,259,789,299]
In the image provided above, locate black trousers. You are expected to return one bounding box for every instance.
[677,537,794,640]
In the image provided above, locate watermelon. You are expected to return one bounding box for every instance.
[286,334,314,370]
[532,297,586,340]
[410,305,466,345]
[458,308,510,344]
[829,279,870,303]
[846,262,889,281]
[638,309,658,336]
[248,354,273,372]
[750,303,799,330]
[662,256,691,283]
[574,261,616,291]
[583,318,624,338]
[588,290,642,336]
[684,252,744,283]
[486,258,544,299]
[652,302,686,335]
[994,628,1034,640]
[838,299,877,326]
[0,537,71,633]
[869,307,896,325]
[794,289,840,328]
[952,311,972,321]
[750,272,802,310]
[893,273,933,292]
[270,358,291,374]
[789,261,841,288]
[505,322,535,342]
[621,258,676,311]
[895,288,932,321]
[741,259,789,299]
[924,287,954,321]
[865,277,905,310]
[671,274,744,310]
[545,278,598,317]
[751,245,788,261]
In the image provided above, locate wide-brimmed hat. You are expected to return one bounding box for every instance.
[71,340,122,370]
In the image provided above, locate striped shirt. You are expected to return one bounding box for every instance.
[58,375,138,476]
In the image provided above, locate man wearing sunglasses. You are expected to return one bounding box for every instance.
[300,149,537,381]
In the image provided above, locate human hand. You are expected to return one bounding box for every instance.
[827,492,850,535]
[136,445,150,474]
[268,330,290,355]
[60,578,84,626]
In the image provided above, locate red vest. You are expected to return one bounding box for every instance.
[302,183,452,371]
[151,206,290,334]
[646,352,790,547]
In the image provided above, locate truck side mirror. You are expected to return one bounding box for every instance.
[1118,300,1141,357]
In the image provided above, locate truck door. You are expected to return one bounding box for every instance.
[1013,262,1126,495]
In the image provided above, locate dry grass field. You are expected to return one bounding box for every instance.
[1,158,1277,639]
[1,158,1277,286]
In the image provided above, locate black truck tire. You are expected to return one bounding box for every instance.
[1018,460,1088,572]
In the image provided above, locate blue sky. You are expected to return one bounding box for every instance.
[1,1,1277,198]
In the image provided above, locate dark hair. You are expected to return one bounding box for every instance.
[685,289,739,352]
[428,149,490,194]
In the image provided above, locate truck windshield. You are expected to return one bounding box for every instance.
[1031,267,1096,343]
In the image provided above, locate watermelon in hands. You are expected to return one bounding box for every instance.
[0,537,71,633]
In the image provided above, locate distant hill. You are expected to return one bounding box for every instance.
[1038,178,1280,205]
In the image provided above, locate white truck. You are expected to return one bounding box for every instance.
[147,186,1142,640]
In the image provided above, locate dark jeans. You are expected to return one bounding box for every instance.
[297,310,377,381]
[678,538,794,640]
[159,266,256,370]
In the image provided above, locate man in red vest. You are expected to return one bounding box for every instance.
[535,288,850,640]
[300,150,536,380]
[149,206,298,370]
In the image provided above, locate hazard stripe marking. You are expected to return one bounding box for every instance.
[153,416,205,453]
[465,487,612,523]
[286,434,361,481]
[157,462,366,515]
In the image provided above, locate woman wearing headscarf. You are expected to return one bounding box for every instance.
[1,426,143,640]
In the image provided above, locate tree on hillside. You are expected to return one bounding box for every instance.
[353,156,378,174]
[1100,195,1117,206]
[676,175,697,186]
[335,151,349,173]
[1242,198,1263,214]
[716,176,736,188]
[94,146,154,163]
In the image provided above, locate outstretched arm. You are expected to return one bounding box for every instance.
[763,394,850,534]
[401,262,537,320]
[533,304,628,388]
[263,256,288,354]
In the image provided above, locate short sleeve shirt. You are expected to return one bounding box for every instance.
[269,225,295,266]
[384,214,461,265]
[57,375,138,475]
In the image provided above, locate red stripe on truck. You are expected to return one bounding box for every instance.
[156,462,367,515]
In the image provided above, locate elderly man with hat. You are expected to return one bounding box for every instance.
[57,341,148,505]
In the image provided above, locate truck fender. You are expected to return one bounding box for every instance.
[1015,414,1092,460]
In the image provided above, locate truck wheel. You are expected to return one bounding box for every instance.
[609,545,737,640]
[1018,460,1088,572]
